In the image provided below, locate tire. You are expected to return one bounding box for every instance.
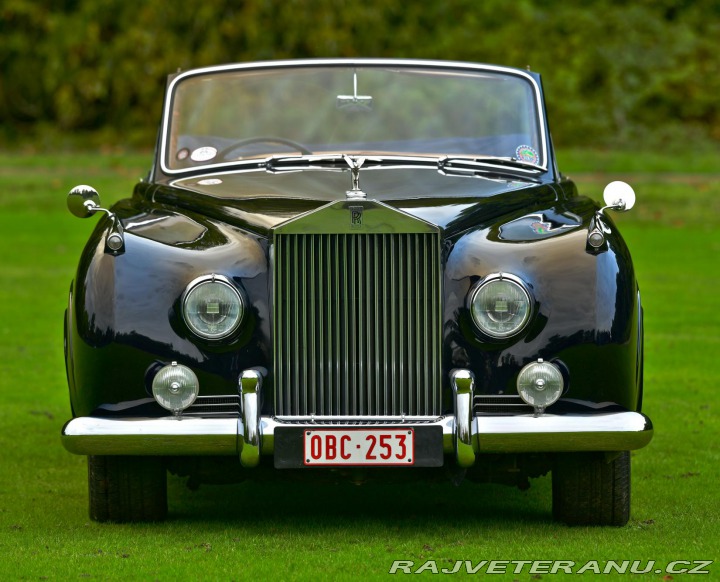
[552,451,630,526]
[88,456,168,522]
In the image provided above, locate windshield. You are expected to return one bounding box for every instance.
[162,63,546,174]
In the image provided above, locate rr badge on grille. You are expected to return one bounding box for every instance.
[350,206,363,228]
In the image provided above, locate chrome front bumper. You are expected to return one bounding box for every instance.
[62,410,653,458]
[62,368,653,465]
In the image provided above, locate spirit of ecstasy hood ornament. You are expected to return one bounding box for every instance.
[344,155,366,199]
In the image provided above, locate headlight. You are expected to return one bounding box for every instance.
[152,362,199,414]
[517,359,564,413]
[468,274,532,338]
[182,275,244,339]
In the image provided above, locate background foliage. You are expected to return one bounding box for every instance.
[1,0,719,150]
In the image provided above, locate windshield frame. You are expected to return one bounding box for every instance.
[157,59,551,178]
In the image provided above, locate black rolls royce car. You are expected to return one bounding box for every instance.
[62,59,652,525]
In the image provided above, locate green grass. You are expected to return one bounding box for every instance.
[0,151,718,580]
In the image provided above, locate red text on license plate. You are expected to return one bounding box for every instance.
[303,429,415,466]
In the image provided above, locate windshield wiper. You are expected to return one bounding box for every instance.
[438,156,545,181]
[264,154,435,173]
[262,153,545,183]
[440,156,544,172]
[265,154,348,172]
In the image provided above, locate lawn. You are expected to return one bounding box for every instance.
[0,150,717,580]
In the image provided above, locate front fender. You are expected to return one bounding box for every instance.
[66,200,271,417]
[443,197,641,411]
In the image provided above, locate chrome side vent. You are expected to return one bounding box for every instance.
[185,395,240,417]
[274,231,442,418]
[474,395,535,416]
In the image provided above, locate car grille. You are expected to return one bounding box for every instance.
[274,232,442,418]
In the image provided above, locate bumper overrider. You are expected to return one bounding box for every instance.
[62,369,653,467]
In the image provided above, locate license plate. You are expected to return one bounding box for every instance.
[303,428,415,466]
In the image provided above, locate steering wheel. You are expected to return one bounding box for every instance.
[217,136,313,160]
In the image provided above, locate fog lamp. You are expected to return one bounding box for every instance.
[152,362,199,415]
[517,358,564,415]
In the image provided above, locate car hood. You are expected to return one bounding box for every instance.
[152,166,559,237]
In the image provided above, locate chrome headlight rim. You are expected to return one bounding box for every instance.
[181,274,245,340]
[467,272,534,339]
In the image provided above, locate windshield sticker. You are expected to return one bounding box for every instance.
[515,145,539,165]
[190,146,218,162]
[197,178,223,186]
[176,148,190,161]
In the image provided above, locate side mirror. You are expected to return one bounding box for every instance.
[66,184,125,254]
[587,181,636,253]
[602,181,636,212]
[67,185,102,218]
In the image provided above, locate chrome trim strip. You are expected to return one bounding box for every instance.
[450,369,476,467]
[274,415,442,423]
[167,156,542,189]
[273,199,439,235]
[239,370,262,467]
[474,412,654,453]
[61,412,652,458]
[159,59,549,176]
[61,417,239,455]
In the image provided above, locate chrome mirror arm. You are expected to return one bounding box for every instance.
[598,200,626,215]
[83,199,111,217]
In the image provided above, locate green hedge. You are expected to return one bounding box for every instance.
[2,0,718,149]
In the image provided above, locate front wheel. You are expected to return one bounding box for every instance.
[552,451,630,526]
[88,456,167,522]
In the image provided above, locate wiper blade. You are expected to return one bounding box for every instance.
[438,156,545,182]
[439,156,544,173]
[266,154,347,170]
[265,154,378,173]
[264,154,435,173]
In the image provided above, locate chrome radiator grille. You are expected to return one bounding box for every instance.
[274,232,442,418]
